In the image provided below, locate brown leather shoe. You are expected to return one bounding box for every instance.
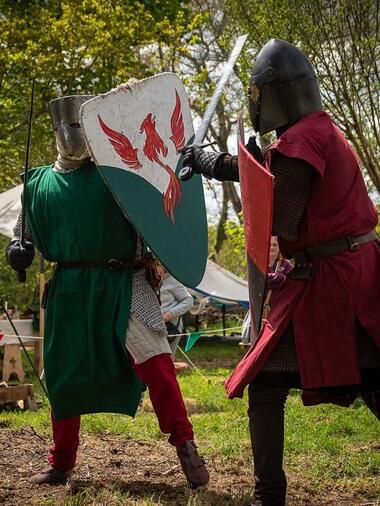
[31,465,72,485]
[176,440,209,489]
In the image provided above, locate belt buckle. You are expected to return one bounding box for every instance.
[107,259,121,271]
[350,242,359,251]
[347,237,359,251]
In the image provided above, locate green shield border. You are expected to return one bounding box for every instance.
[97,147,207,287]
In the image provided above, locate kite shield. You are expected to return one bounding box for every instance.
[80,73,207,287]
[237,113,274,338]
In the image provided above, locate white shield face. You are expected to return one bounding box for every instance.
[79,73,207,287]
[81,73,193,214]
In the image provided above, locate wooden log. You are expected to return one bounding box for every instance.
[0,384,34,404]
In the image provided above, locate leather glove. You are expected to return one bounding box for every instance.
[6,239,35,272]
[245,135,264,165]
[182,145,228,179]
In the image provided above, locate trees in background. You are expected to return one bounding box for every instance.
[0,0,190,308]
[227,0,380,193]
[0,0,187,189]
[0,0,379,306]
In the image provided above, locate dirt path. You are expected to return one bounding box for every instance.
[0,428,374,505]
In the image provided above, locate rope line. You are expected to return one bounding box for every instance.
[167,324,248,339]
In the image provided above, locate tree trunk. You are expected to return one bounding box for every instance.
[213,182,230,256]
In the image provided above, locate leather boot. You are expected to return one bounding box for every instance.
[176,440,209,489]
[31,464,72,485]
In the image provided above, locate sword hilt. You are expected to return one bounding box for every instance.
[179,166,194,181]
[179,141,217,181]
[179,166,212,182]
[17,271,27,283]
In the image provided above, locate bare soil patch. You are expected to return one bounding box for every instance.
[0,428,375,505]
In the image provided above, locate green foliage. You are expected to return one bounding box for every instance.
[0,0,188,190]
[221,217,246,278]
[226,0,380,191]
[0,0,191,310]
[208,218,246,279]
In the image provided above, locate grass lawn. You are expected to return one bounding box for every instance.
[0,341,379,505]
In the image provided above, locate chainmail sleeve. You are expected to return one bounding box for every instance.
[13,209,33,242]
[271,152,313,241]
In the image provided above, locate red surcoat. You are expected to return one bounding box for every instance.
[226,111,380,397]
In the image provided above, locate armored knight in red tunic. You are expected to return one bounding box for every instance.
[182,38,380,506]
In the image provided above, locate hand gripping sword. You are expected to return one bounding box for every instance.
[18,77,36,283]
[179,34,248,181]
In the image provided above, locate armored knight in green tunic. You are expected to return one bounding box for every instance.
[7,94,209,489]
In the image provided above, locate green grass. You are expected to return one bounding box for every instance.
[1,341,380,501]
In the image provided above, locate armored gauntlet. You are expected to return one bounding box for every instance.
[6,239,35,272]
[182,145,228,179]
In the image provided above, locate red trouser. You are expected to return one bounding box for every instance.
[48,353,193,471]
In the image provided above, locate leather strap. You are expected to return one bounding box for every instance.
[57,258,145,271]
[294,230,378,263]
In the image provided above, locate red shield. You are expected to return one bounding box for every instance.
[238,119,274,338]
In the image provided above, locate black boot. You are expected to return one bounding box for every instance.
[248,383,289,506]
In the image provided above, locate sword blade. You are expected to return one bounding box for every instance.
[194,34,248,145]
[21,78,35,247]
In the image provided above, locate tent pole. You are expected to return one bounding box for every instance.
[222,304,226,336]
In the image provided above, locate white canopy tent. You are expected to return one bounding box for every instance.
[0,184,22,238]
[0,184,45,373]
[189,259,249,309]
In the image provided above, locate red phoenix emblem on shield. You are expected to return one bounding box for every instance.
[98,89,186,224]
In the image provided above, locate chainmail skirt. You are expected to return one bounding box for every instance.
[130,269,167,336]
[260,321,380,372]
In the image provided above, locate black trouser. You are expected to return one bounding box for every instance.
[248,371,380,506]
[248,382,289,506]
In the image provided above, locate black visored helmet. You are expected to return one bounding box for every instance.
[248,39,322,135]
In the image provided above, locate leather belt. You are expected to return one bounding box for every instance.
[291,230,378,280]
[57,258,145,271]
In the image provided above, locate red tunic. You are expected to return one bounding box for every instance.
[226,111,380,398]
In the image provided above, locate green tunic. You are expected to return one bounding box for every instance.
[25,162,143,419]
